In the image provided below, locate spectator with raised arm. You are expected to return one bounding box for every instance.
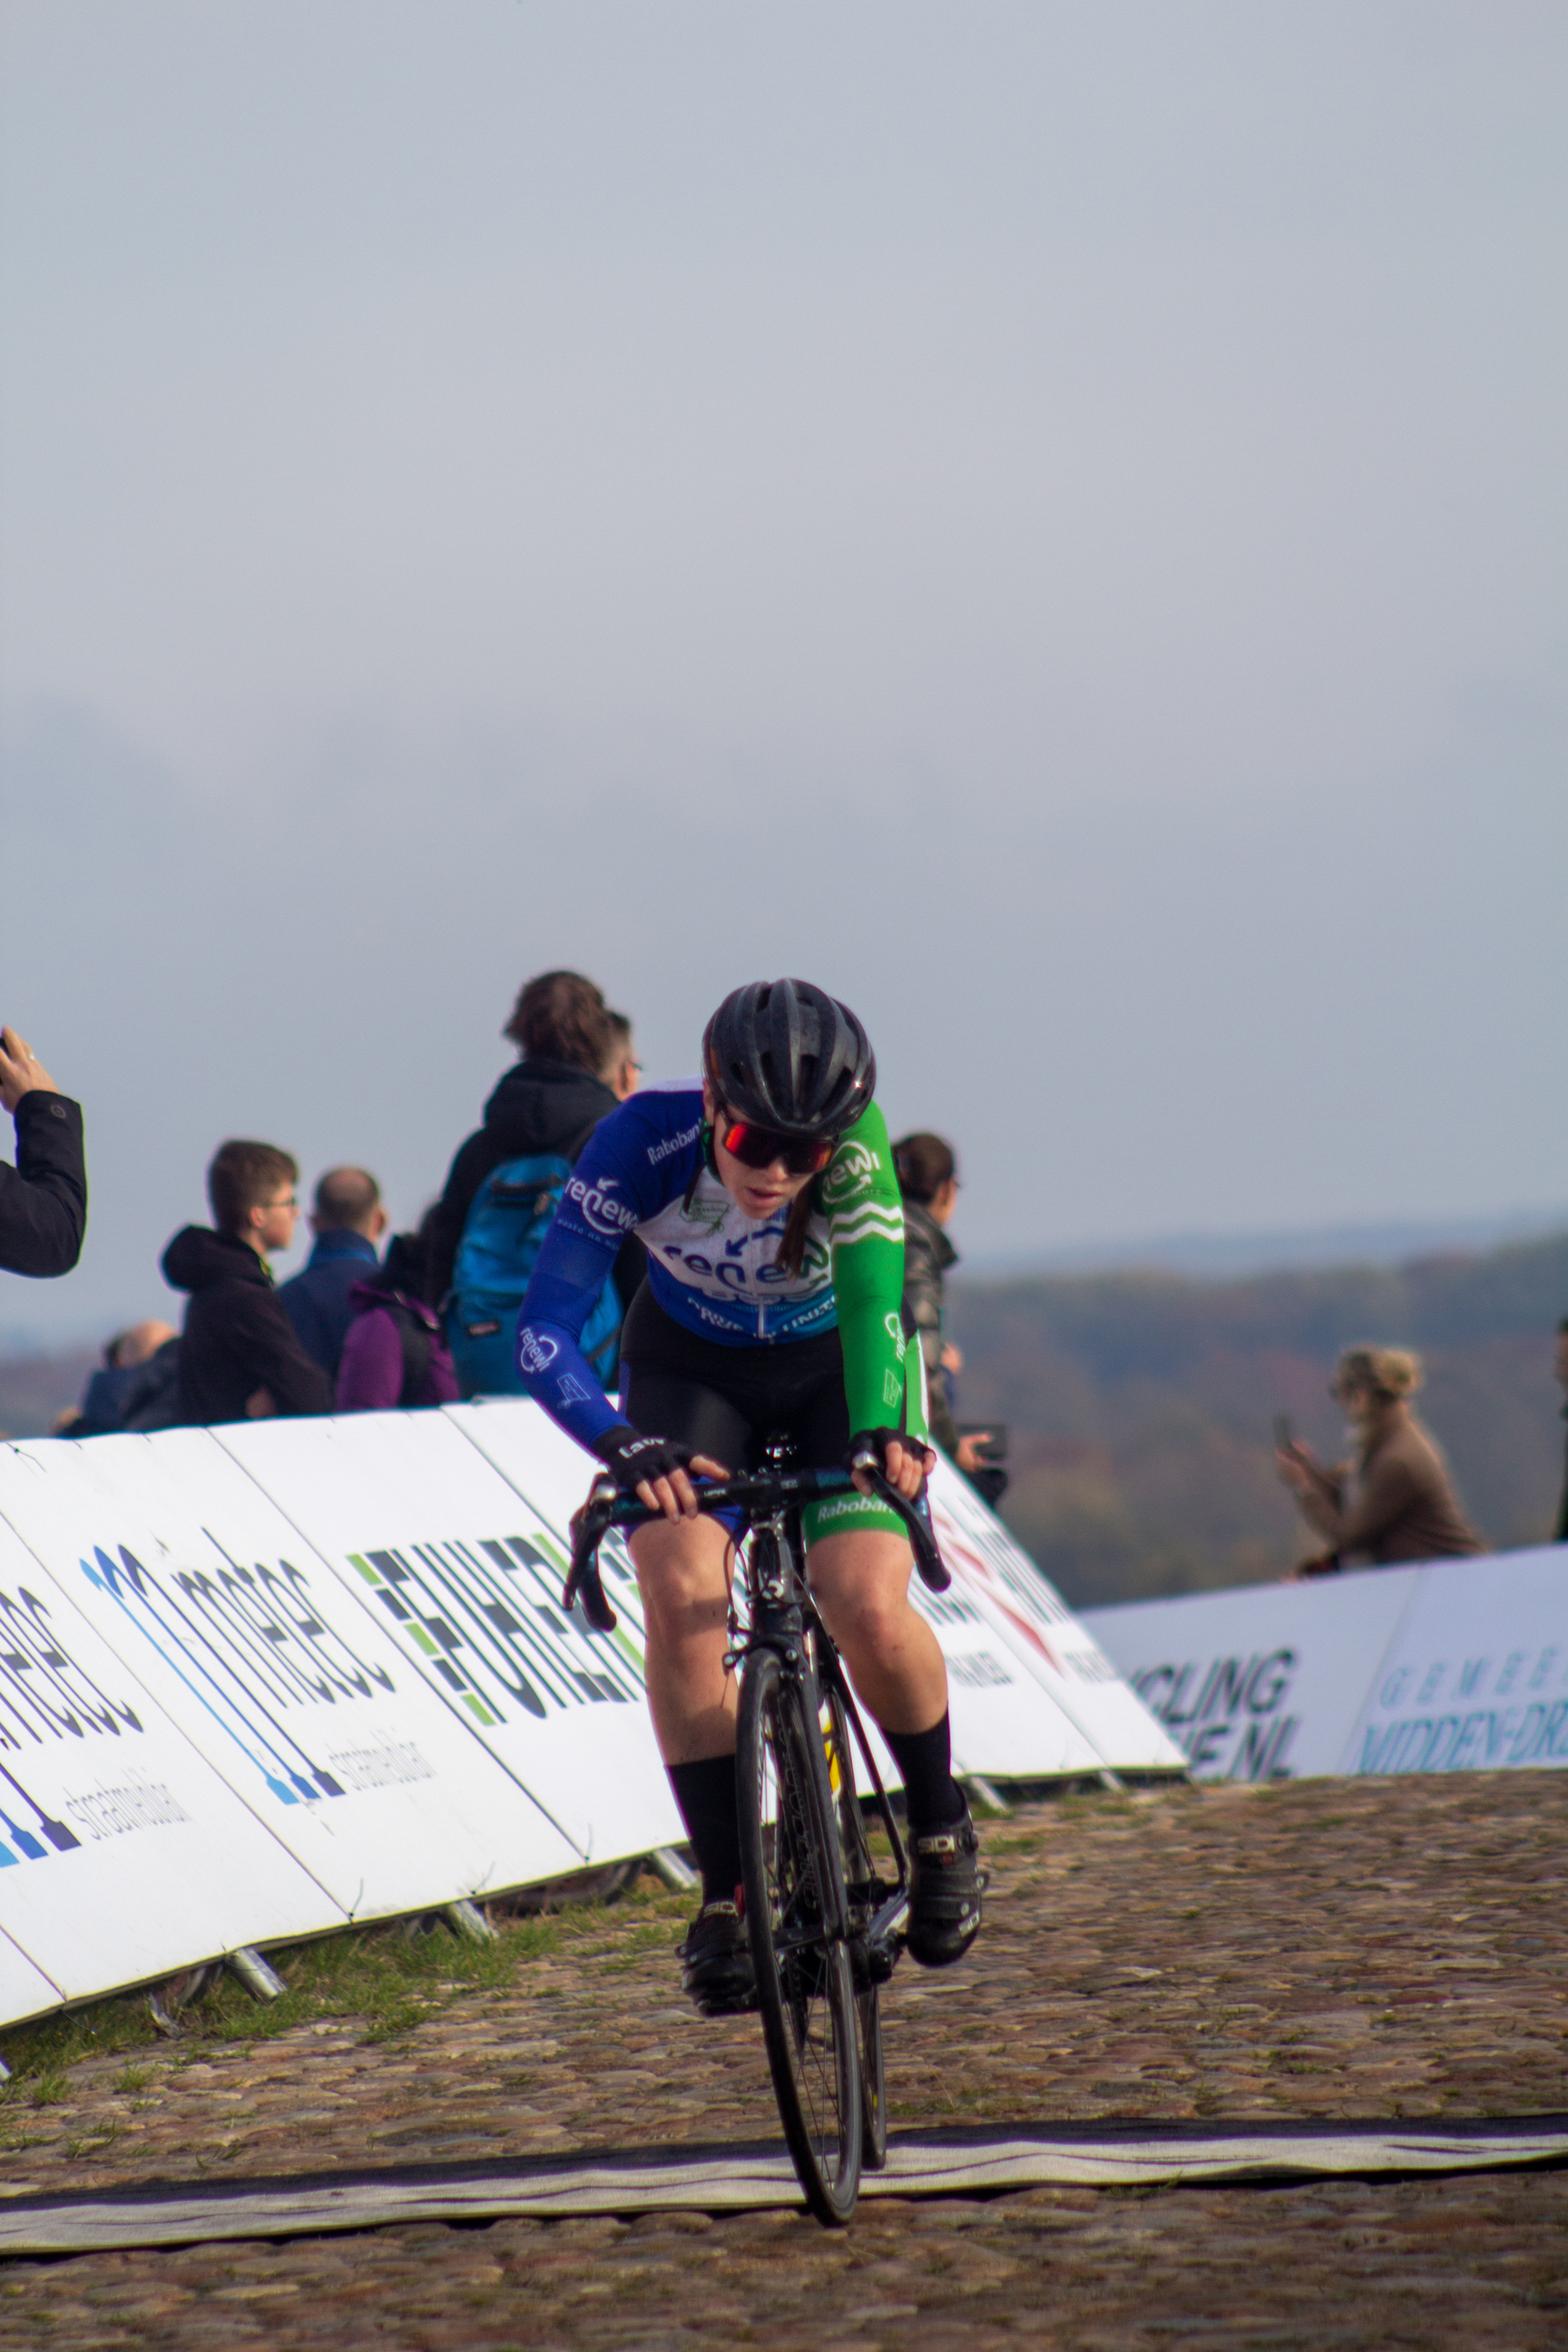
[0,1025,86,1279]
[1276,1344,1484,1574]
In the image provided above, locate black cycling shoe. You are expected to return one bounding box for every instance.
[677,1896,756,2017]
[906,1805,986,1968]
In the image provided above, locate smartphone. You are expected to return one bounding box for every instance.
[1273,1414,1293,1450]
[956,1423,1008,1464]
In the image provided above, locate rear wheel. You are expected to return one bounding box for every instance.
[738,1648,862,2225]
[826,1690,887,2169]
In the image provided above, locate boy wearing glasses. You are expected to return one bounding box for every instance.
[162,1141,332,1427]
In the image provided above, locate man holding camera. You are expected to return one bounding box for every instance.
[0,1025,86,1280]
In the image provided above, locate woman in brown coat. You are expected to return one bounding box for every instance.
[1276,1344,1484,1574]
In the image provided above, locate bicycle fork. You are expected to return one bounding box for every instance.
[745,1517,852,1955]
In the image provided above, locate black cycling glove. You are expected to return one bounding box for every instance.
[848,1427,935,1481]
[592,1424,694,1493]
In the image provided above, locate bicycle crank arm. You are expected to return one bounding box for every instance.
[772,1923,850,1959]
[867,1889,910,1945]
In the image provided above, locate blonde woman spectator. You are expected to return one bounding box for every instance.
[1276,1344,1484,1575]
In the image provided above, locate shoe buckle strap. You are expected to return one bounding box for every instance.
[915,1829,964,1857]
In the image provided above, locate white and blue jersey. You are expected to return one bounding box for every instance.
[517,1083,845,1448]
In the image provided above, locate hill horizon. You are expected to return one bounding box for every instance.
[4,1226,1564,1610]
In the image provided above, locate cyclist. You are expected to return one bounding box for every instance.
[516,978,985,2014]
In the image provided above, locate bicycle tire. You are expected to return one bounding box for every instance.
[826,1690,887,2170]
[738,1648,862,2225]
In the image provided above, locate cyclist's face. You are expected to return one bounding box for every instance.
[703,1080,818,1223]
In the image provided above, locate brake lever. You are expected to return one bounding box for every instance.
[564,1475,621,1633]
[849,1447,951,1593]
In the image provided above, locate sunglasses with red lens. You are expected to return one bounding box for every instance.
[717,1114,834,1177]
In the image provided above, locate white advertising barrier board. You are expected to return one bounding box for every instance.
[926,1460,1185,1777]
[1081,1571,1422,1782]
[444,1400,660,1690]
[4,1431,555,1918]
[218,1413,681,1866]
[1340,1546,1568,1778]
[0,1465,336,2005]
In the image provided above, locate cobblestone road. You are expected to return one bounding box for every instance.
[0,1772,1563,2347]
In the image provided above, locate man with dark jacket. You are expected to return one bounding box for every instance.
[70,1320,181,1436]
[279,1166,387,1378]
[162,1141,333,1426]
[426,972,643,1393]
[0,1025,86,1279]
[893,1131,1004,1503]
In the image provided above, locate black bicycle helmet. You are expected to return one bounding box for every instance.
[702,978,876,1138]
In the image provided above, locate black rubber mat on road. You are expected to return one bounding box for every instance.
[2,2113,1564,2255]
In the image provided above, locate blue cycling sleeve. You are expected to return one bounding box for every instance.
[515,1096,674,1451]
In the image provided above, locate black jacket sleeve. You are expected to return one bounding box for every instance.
[230,1288,334,1417]
[0,1092,87,1278]
[902,1210,961,1455]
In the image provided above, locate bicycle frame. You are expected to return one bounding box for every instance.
[566,1453,931,1963]
[724,1496,910,1965]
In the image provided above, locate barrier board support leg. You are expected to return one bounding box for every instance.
[226,1948,287,2003]
[445,1899,496,1944]
[148,1961,223,2036]
[1097,1769,1126,1794]
[963,1775,1012,1817]
[647,1847,699,1894]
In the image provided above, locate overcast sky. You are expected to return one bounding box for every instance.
[2,1,1563,1345]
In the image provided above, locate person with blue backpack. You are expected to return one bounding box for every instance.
[425,970,642,1397]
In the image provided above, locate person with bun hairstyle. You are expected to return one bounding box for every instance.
[517,979,984,2015]
[1276,1344,1483,1575]
[426,970,642,1395]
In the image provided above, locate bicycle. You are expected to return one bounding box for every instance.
[566,1440,952,2225]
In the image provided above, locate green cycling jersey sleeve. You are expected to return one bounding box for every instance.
[820,1102,927,1446]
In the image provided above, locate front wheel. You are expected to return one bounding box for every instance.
[738,1648,862,2226]
[827,1689,887,2169]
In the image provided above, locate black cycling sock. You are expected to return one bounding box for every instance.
[883,1714,965,1835]
[668,1756,744,1905]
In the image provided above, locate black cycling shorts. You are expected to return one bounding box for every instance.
[619,1286,903,1542]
